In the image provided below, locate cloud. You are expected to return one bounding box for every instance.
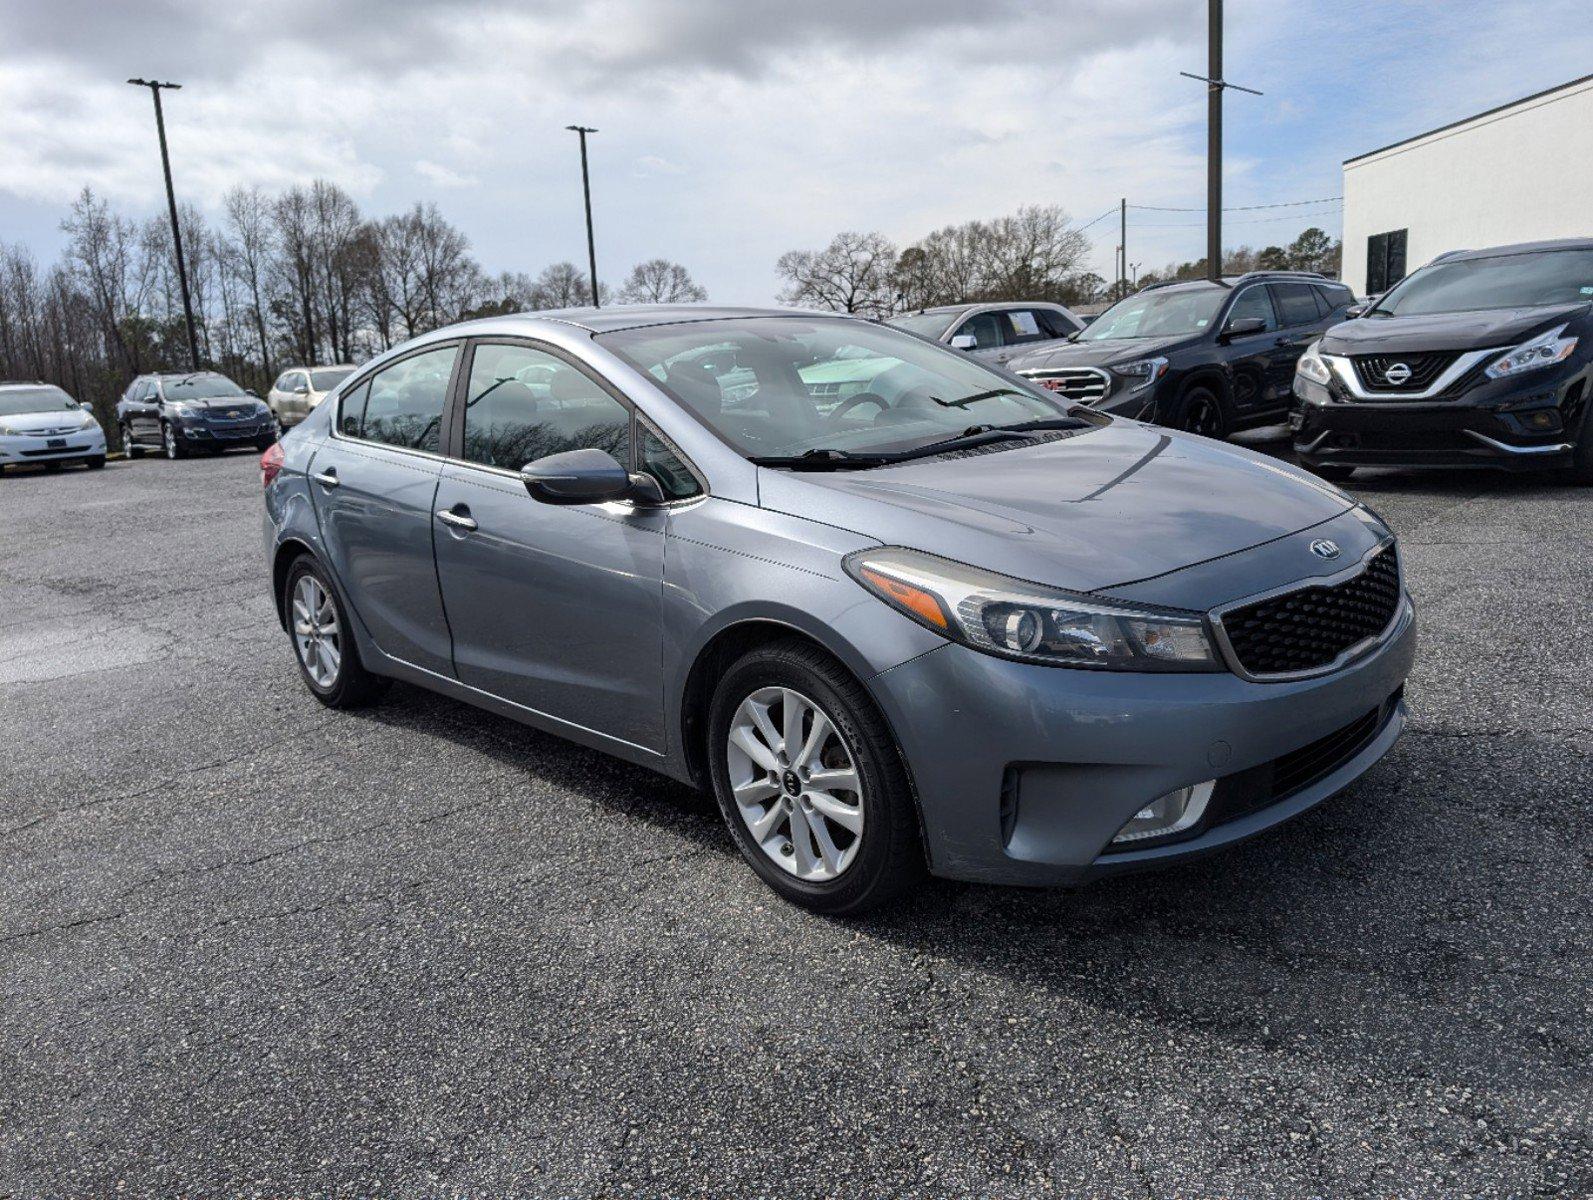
[633,155,686,177]
[415,160,479,189]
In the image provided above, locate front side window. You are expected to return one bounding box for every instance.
[599,316,1073,461]
[1373,248,1593,316]
[354,345,456,452]
[954,312,1004,349]
[1225,286,1278,331]
[1004,309,1049,345]
[461,342,630,471]
[1078,287,1227,341]
[162,373,246,401]
[0,386,77,416]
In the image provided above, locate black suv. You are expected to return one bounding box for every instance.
[1007,272,1355,438]
[116,371,277,460]
[1292,238,1593,482]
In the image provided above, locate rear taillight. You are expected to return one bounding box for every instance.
[260,441,285,489]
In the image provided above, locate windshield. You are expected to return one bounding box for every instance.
[1078,287,1227,340]
[599,316,1073,460]
[1372,249,1593,316]
[0,386,78,416]
[311,367,355,391]
[163,374,246,400]
[886,312,957,339]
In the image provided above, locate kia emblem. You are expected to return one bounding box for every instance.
[1383,362,1412,385]
[1310,539,1342,561]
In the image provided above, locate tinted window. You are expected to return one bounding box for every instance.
[1226,286,1278,331]
[1271,283,1322,327]
[460,342,630,471]
[1321,284,1355,314]
[954,312,1004,349]
[311,367,354,391]
[639,422,701,500]
[1373,248,1593,316]
[1037,308,1080,338]
[1003,309,1050,344]
[358,346,455,451]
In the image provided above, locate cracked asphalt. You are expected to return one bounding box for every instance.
[1,447,1589,1198]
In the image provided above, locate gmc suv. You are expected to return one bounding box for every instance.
[1008,272,1355,439]
[1292,238,1593,482]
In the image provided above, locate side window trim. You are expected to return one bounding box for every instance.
[1224,283,1277,331]
[331,338,463,461]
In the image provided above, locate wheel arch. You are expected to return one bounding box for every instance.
[1167,367,1235,427]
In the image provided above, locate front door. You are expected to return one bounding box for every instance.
[129,382,162,441]
[1220,285,1281,417]
[431,340,668,752]
[1266,283,1332,412]
[308,342,461,677]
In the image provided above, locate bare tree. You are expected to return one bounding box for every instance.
[223,185,278,381]
[529,261,604,310]
[618,259,708,304]
[60,188,155,374]
[776,231,898,316]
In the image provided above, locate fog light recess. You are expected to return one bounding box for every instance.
[1110,781,1216,846]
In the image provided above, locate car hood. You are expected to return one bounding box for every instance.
[1008,336,1192,373]
[1,410,94,432]
[1321,303,1589,354]
[175,397,258,410]
[757,421,1353,594]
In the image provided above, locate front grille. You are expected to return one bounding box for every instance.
[1020,367,1109,403]
[1351,352,1458,393]
[1219,546,1402,677]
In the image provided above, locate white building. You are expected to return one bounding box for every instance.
[1341,73,1593,296]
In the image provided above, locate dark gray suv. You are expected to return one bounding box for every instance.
[117,372,277,459]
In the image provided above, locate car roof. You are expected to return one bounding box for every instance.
[0,380,64,390]
[435,304,846,339]
[1438,237,1593,262]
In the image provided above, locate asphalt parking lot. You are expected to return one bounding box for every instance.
[1,445,1589,1198]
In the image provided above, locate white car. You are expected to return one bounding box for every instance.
[0,382,107,475]
[267,365,358,429]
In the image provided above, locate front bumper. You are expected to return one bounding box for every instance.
[868,598,1416,886]
[179,418,276,444]
[1292,360,1588,470]
[0,427,107,465]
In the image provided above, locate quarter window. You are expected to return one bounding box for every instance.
[461,342,630,471]
[638,422,701,500]
[353,346,456,452]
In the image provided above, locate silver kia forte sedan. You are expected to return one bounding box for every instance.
[261,306,1415,913]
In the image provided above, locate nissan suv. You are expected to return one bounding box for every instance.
[1008,273,1356,438]
[1292,238,1593,482]
[117,371,278,459]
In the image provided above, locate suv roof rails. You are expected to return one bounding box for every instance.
[1139,268,1335,294]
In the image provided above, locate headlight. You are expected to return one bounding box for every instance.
[77,410,99,429]
[1296,340,1332,386]
[1485,324,1578,380]
[844,547,1221,672]
[0,420,19,435]
[1111,356,1169,393]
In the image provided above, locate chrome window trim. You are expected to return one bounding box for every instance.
[1209,536,1406,683]
[1324,347,1501,400]
[329,339,463,463]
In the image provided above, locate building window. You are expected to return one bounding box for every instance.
[1367,229,1408,296]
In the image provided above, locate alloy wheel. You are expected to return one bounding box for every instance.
[163,424,177,459]
[1182,395,1222,436]
[725,686,864,882]
[291,574,342,688]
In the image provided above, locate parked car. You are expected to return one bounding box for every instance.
[262,306,1414,913]
[1008,272,1357,438]
[117,371,278,460]
[887,302,1085,367]
[267,364,358,429]
[0,382,106,474]
[1292,238,1593,482]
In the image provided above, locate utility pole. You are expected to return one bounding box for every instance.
[128,78,200,369]
[1180,0,1261,281]
[1119,197,1127,298]
[565,125,600,307]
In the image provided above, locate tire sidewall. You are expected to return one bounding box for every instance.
[284,558,348,701]
[1171,384,1230,439]
[707,648,910,913]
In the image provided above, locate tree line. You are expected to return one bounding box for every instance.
[0,181,706,443]
[1136,227,1342,288]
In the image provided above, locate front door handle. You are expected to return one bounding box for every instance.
[435,506,478,532]
[312,468,340,488]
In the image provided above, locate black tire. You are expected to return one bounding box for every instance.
[282,556,389,709]
[121,424,143,458]
[707,638,925,915]
[162,422,188,460]
[85,455,106,470]
[44,461,63,472]
[1307,462,1356,482]
[1169,385,1230,439]
[1563,403,1593,485]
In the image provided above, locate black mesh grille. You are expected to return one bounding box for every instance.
[1351,352,1458,392]
[1221,547,1401,677]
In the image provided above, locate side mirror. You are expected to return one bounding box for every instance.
[949,334,978,351]
[1344,303,1370,319]
[520,448,660,506]
[1220,316,1267,341]
[293,383,309,394]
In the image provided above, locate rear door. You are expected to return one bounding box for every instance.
[308,342,462,677]
[430,339,669,751]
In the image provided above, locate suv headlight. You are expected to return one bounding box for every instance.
[845,547,1221,672]
[1296,340,1332,386]
[1485,324,1578,380]
[1111,356,1169,393]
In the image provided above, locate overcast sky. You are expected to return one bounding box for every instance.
[1,0,1589,303]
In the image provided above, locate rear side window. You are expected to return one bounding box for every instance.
[350,345,456,452]
[1271,283,1323,327]
[460,342,630,471]
[1002,309,1050,345]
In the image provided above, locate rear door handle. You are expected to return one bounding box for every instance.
[436,506,478,532]
[312,468,340,488]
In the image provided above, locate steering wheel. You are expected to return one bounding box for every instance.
[825,392,890,423]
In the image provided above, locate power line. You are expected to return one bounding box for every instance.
[1131,210,1344,228]
[1129,196,1343,213]
[1073,206,1119,233]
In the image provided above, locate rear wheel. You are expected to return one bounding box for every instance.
[284,557,389,708]
[1170,385,1230,439]
[707,639,924,914]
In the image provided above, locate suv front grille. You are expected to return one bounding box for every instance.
[1020,367,1109,403]
[1218,546,1401,677]
[1350,352,1458,393]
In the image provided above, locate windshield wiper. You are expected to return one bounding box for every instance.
[750,420,1082,472]
[747,447,895,470]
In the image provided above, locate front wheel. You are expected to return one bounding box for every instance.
[1169,386,1230,439]
[283,557,389,708]
[121,424,143,458]
[85,455,106,470]
[707,639,924,914]
[162,422,188,460]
